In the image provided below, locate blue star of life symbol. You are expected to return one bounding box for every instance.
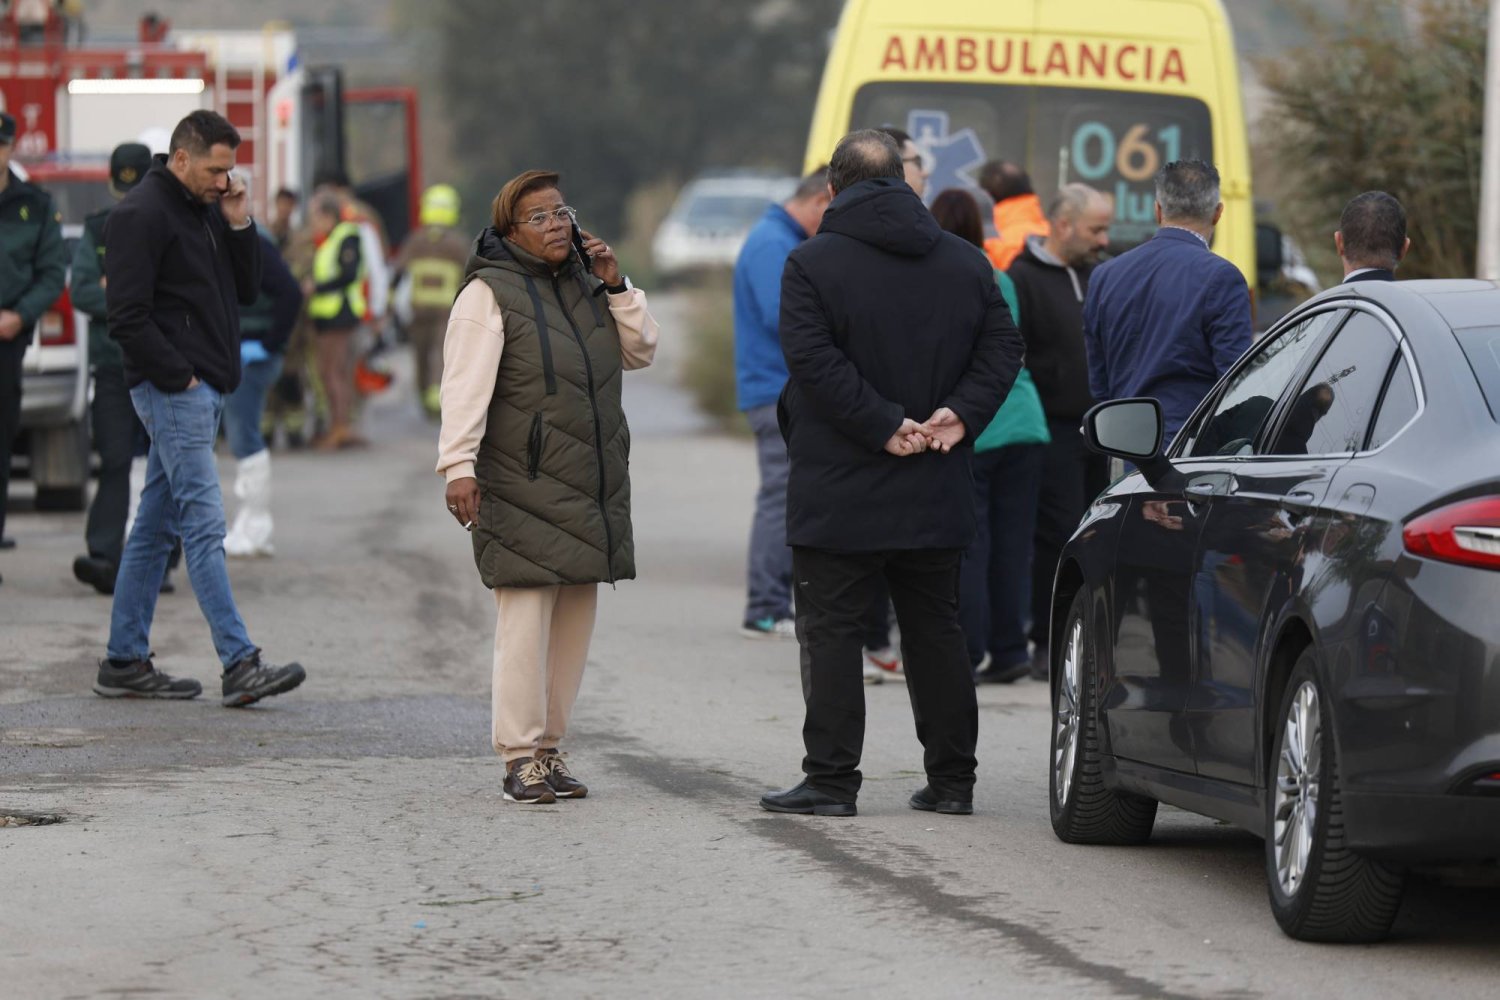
[907,110,987,205]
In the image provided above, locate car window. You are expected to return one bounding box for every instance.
[1268,312,1399,455]
[1182,310,1340,458]
[1452,327,1500,422]
[1367,356,1418,450]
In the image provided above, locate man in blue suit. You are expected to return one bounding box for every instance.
[1336,191,1408,283]
[1082,160,1252,442]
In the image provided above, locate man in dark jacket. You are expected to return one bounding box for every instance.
[95,109,305,707]
[1336,191,1407,283]
[0,110,66,570]
[1006,182,1112,679]
[1083,160,1252,444]
[760,130,1024,818]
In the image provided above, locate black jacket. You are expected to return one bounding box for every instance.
[1006,237,1096,421]
[778,178,1024,551]
[105,156,263,393]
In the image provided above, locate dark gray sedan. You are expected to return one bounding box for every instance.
[1049,278,1500,943]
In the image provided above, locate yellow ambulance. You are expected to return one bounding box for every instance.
[804,0,1255,283]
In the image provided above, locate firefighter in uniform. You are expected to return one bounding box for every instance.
[0,110,67,580]
[392,184,470,417]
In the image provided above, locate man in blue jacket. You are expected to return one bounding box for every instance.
[1083,160,1252,444]
[733,166,828,640]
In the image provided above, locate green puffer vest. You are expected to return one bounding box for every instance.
[465,228,634,589]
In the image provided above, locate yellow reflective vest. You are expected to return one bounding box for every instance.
[309,221,367,323]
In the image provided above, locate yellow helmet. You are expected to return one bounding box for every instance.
[420,184,461,227]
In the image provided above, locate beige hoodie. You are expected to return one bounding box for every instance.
[435,281,659,483]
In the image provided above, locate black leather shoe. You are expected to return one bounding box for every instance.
[0,536,16,550]
[909,785,973,815]
[975,659,1031,685]
[73,555,117,595]
[760,780,856,816]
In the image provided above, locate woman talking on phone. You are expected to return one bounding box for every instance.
[436,169,659,804]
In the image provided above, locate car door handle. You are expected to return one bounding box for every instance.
[1280,491,1317,517]
[1185,482,1218,499]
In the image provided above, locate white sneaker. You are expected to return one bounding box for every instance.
[863,645,903,681]
[862,659,885,685]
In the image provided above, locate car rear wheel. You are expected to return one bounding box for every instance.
[34,484,87,512]
[1050,588,1158,844]
[1266,650,1404,942]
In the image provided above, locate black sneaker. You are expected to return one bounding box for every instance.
[73,555,117,595]
[503,758,557,804]
[536,749,588,799]
[221,650,306,707]
[93,658,202,700]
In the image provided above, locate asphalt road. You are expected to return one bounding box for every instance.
[2,294,1497,999]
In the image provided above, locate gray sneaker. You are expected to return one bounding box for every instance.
[93,658,202,699]
[221,650,306,708]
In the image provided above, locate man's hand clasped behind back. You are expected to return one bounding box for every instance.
[883,407,968,457]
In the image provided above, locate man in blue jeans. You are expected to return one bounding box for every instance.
[733,167,829,641]
[95,110,306,707]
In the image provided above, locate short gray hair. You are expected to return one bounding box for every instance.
[827,130,902,195]
[1155,160,1220,223]
[1047,183,1106,224]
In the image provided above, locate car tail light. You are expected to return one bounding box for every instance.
[1403,497,1500,570]
[36,291,76,347]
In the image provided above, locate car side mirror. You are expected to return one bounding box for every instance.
[1083,398,1162,461]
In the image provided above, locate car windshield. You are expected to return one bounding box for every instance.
[851,81,1212,253]
[679,193,777,230]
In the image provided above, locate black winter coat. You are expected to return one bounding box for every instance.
[105,156,262,393]
[778,178,1024,551]
[1006,239,1096,421]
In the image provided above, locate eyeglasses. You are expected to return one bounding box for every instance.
[902,154,927,171]
[520,205,577,229]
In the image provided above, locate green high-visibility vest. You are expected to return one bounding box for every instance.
[308,221,367,321]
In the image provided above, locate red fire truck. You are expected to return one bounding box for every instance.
[3,13,421,509]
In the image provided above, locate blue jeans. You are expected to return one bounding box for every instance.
[960,443,1046,670]
[107,382,256,669]
[222,355,284,459]
[744,404,793,622]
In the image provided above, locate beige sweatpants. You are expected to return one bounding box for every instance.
[492,584,599,762]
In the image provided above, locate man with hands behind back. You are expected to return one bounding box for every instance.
[760,129,1024,819]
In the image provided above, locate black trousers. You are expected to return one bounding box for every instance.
[84,365,142,565]
[0,337,23,538]
[792,545,977,800]
[1029,417,1109,653]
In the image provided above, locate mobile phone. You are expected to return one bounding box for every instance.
[571,221,593,276]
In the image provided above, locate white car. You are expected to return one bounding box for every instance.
[652,173,799,279]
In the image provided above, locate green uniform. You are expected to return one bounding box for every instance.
[0,170,66,344]
[71,208,123,369]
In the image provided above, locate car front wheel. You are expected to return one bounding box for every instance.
[1266,650,1404,942]
[1049,588,1157,844]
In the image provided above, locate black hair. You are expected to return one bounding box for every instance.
[1339,191,1407,269]
[169,110,240,156]
[977,160,1033,203]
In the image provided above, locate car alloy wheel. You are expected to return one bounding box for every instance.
[1272,679,1320,897]
[1053,616,1082,808]
[1264,649,1404,942]
[1049,588,1157,845]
